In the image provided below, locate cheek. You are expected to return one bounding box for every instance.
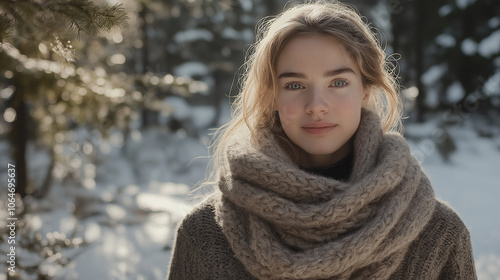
[332,91,365,109]
[277,101,301,127]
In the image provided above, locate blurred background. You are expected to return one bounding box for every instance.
[0,0,499,279]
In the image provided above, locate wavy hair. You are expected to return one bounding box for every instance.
[200,0,402,191]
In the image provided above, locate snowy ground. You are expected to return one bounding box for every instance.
[0,115,499,280]
[405,116,500,280]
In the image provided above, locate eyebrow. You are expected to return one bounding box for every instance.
[278,67,356,79]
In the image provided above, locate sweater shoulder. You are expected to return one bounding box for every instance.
[170,194,255,280]
[415,199,471,250]
[176,195,221,238]
[392,199,475,279]
[430,199,470,234]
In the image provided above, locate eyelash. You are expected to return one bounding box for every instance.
[284,82,304,90]
[332,79,348,87]
[283,79,349,90]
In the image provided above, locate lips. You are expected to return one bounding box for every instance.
[302,122,337,135]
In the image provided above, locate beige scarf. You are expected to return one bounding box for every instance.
[214,110,436,280]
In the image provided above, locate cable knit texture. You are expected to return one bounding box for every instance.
[167,110,477,280]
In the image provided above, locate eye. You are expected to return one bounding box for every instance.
[332,79,348,87]
[285,82,304,90]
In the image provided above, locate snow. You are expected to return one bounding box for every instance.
[425,87,440,108]
[0,128,203,279]
[173,61,209,77]
[238,0,253,12]
[159,97,217,129]
[241,14,257,25]
[163,96,191,120]
[413,128,500,262]
[495,57,500,69]
[446,80,465,102]
[221,27,254,42]
[173,29,213,44]
[405,116,500,279]
[1,110,499,279]
[136,192,191,217]
[489,17,500,29]
[436,33,456,48]
[221,27,240,40]
[438,4,453,17]
[478,30,500,58]
[456,0,475,10]
[462,38,478,56]
[421,63,457,108]
[369,2,393,38]
[421,63,448,86]
[483,72,500,96]
[191,106,217,128]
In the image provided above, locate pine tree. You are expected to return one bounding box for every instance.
[391,0,500,120]
[130,0,289,136]
[0,0,128,198]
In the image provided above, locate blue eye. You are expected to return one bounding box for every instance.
[285,82,303,90]
[333,79,348,87]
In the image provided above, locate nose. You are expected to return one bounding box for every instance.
[305,88,328,115]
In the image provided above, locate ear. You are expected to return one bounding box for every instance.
[361,86,371,108]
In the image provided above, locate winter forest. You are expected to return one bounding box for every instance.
[0,0,499,279]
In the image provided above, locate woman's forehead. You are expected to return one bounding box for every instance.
[276,35,359,76]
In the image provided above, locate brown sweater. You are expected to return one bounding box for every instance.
[167,196,476,280]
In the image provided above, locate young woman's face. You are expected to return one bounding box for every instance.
[275,34,369,167]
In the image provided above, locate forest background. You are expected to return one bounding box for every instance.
[0,0,499,279]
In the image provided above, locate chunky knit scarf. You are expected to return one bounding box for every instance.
[215,110,436,280]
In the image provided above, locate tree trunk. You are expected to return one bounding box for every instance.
[415,0,426,122]
[11,89,28,197]
[34,149,55,199]
[140,2,151,128]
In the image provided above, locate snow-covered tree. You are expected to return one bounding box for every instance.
[391,0,500,120]
[0,0,129,198]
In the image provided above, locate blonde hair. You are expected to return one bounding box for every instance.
[200,0,402,191]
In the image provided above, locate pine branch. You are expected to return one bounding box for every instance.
[46,0,128,38]
[1,0,51,42]
[0,0,128,56]
[0,14,14,47]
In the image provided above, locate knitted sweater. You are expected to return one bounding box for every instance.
[167,110,476,279]
[168,197,475,279]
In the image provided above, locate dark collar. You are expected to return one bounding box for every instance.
[300,152,354,182]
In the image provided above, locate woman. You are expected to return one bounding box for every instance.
[167,1,476,279]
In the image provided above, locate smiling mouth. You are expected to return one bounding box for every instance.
[302,123,337,135]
